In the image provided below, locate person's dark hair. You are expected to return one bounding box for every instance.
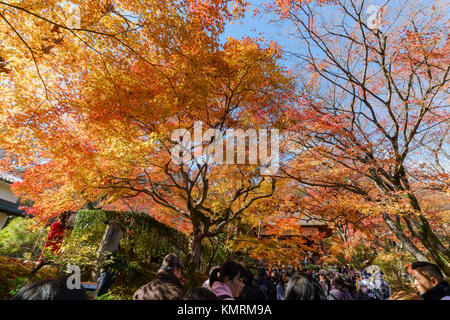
[207,266,220,287]
[284,275,326,300]
[411,261,444,283]
[10,278,88,300]
[210,261,246,286]
[285,267,294,278]
[257,267,266,277]
[209,266,220,276]
[243,269,254,287]
[270,269,279,279]
[331,276,346,291]
[57,211,72,229]
[185,287,218,300]
[160,253,184,273]
[279,271,288,286]
[209,267,220,287]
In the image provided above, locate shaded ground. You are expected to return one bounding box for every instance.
[0,256,60,299]
[0,255,208,300]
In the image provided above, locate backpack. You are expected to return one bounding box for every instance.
[375,279,390,300]
[329,290,348,300]
[257,279,269,300]
[266,279,278,300]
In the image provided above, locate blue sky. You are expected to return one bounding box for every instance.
[219,0,450,69]
[219,0,449,170]
[220,0,299,68]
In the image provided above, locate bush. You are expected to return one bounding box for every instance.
[0,217,45,259]
[1,210,236,299]
[58,210,191,299]
[96,292,120,300]
[8,276,28,296]
[0,256,60,299]
[198,234,230,273]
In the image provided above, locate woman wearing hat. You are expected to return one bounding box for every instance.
[133,253,185,300]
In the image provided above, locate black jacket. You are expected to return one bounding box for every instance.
[354,292,374,300]
[133,269,184,300]
[239,285,266,300]
[255,276,277,300]
[420,281,450,300]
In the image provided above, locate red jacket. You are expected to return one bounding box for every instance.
[39,221,64,262]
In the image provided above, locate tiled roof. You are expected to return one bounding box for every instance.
[0,198,25,216]
[0,173,22,184]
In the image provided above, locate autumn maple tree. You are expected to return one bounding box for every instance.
[228,179,315,266]
[1,0,447,274]
[267,0,449,275]
[0,0,296,268]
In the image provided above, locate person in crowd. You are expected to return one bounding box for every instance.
[133,253,184,300]
[354,273,361,292]
[353,282,374,300]
[276,271,288,300]
[202,266,220,291]
[361,271,377,299]
[285,266,295,280]
[185,287,218,300]
[411,261,450,300]
[342,265,348,275]
[318,270,330,298]
[327,269,336,280]
[255,267,277,300]
[239,268,266,300]
[328,276,353,300]
[347,264,355,280]
[284,274,327,300]
[11,278,88,300]
[270,269,280,288]
[30,212,72,276]
[96,252,127,297]
[39,211,72,262]
[342,273,357,297]
[373,272,391,300]
[210,261,246,300]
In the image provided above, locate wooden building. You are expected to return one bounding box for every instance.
[0,173,25,229]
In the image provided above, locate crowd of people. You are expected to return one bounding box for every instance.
[11,252,449,301]
[11,212,447,301]
[195,259,392,301]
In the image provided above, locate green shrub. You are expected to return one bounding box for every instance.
[8,276,28,296]
[0,256,60,299]
[0,217,45,259]
[96,292,120,300]
[59,210,191,298]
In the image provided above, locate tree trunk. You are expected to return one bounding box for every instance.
[382,213,428,261]
[189,232,202,270]
[384,214,450,277]
[401,186,450,276]
[416,217,450,277]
